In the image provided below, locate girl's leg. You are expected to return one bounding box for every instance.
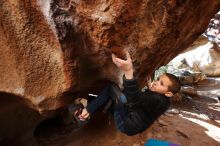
[113,104,128,133]
[86,85,112,115]
[111,85,129,133]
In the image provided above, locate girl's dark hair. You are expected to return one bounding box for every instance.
[164,73,181,94]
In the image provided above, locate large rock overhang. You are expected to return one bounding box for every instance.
[0,0,220,144]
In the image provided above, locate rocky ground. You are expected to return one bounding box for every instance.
[34,78,220,146]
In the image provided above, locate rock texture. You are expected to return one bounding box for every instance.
[63,0,220,85]
[0,0,67,144]
[0,0,220,145]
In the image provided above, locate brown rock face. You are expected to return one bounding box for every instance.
[0,0,67,144]
[0,0,220,144]
[55,0,220,87]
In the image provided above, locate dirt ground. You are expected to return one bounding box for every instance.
[35,78,220,146]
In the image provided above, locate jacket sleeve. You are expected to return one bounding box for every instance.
[123,75,141,104]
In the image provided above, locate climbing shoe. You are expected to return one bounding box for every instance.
[68,104,89,128]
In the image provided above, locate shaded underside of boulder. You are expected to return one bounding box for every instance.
[0,0,220,144]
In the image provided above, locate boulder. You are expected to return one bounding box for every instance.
[168,41,220,76]
[0,0,220,144]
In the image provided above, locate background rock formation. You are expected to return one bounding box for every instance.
[0,0,220,144]
[168,40,220,77]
